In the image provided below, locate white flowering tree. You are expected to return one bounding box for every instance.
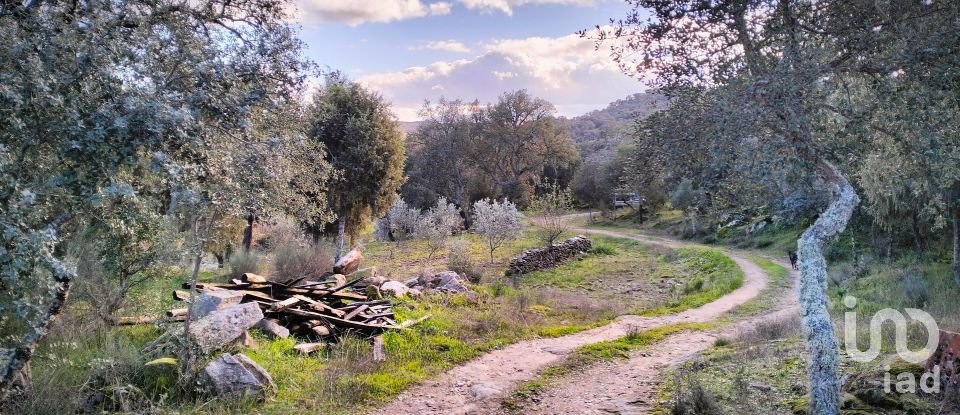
[528,182,574,248]
[471,198,524,262]
[414,197,463,259]
[375,198,421,246]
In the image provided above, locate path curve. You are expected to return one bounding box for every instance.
[515,228,801,414]
[372,228,782,415]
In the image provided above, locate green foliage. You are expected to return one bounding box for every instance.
[229,251,266,279]
[305,74,406,240]
[640,247,744,316]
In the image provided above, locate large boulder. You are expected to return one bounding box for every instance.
[381,280,410,297]
[202,353,276,401]
[333,248,363,275]
[190,291,245,319]
[434,271,468,293]
[189,303,264,353]
[143,357,179,396]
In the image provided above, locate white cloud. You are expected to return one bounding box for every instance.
[410,40,471,53]
[297,0,452,25]
[457,0,595,15]
[359,29,643,121]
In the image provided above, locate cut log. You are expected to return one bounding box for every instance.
[242,273,268,283]
[173,290,192,302]
[333,248,363,275]
[372,336,386,362]
[166,308,188,318]
[310,325,331,337]
[116,316,156,325]
[294,343,326,355]
[270,297,301,311]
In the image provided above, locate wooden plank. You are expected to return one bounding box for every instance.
[271,297,301,311]
[115,316,155,325]
[307,302,346,318]
[294,342,326,355]
[372,336,386,362]
[311,325,331,337]
[242,272,268,283]
[399,314,432,329]
[317,314,392,331]
[343,304,369,321]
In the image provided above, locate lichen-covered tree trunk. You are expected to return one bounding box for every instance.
[797,160,859,415]
[0,253,74,402]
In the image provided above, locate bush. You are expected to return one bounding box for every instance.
[901,267,929,308]
[273,242,333,281]
[229,251,264,279]
[447,240,479,282]
[589,243,618,256]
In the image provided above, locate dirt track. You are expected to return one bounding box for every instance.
[372,227,796,415]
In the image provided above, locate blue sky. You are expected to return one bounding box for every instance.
[293,0,647,120]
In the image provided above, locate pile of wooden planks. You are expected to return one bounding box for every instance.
[166,269,402,341]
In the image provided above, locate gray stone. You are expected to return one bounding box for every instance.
[435,271,468,293]
[404,277,420,287]
[407,288,423,298]
[381,280,409,297]
[202,353,276,401]
[417,270,436,287]
[190,303,264,353]
[255,319,289,339]
[469,383,501,400]
[190,291,245,319]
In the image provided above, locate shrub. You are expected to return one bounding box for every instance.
[589,243,618,256]
[273,242,333,281]
[414,197,463,259]
[901,267,929,308]
[447,240,479,283]
[229,251,264,279]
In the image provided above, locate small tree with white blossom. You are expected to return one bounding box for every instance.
[471,198,524,263]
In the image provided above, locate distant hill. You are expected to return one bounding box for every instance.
[568,93,664,163]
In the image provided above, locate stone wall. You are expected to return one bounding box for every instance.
[506,235,592,276]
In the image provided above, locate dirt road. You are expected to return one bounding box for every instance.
[372,227,795,415]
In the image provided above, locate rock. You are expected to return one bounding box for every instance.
[189,302,264,353]
[190,291,245,319]
[333,248,363,275]
[463,291,479,304]
[255,318,289,339]
[417,270,436,287]
[333,273,347,287]
[361,275,387,288]
[407,288,423,298]
[366,285,383,300]
[143,357,179,396]
[381,280,409,297]
[469,383,501,401]
[434,271,468,293]
[235,330,256,348]
[202,353,276,401]
[404,277,420,287]
[506,236,592,276]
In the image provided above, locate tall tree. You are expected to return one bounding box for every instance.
[587,2,946,412]
[403,98,478,209]
[470,90,579,207]
[305,75,406,260]
[0,0,313,399]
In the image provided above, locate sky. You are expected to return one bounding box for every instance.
[292,0,647,121]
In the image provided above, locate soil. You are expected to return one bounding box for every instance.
[371,226,798,415]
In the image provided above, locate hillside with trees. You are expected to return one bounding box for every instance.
[567,92,663,163]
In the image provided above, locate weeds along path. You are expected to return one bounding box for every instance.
[511,228,802,415]
[372,227,781,415]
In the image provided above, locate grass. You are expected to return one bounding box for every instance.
[637,246,744,316]
[720,256,792,322]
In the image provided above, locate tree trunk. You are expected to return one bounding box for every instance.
[797,160,859,415]
[335,216,346,263]
[952,208,960,286]
[213,252,225,269]
[0,253,73,402]
[241,213,254,253]
[911,211,925,253]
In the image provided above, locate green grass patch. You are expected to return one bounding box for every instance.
[638,247,744,316]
